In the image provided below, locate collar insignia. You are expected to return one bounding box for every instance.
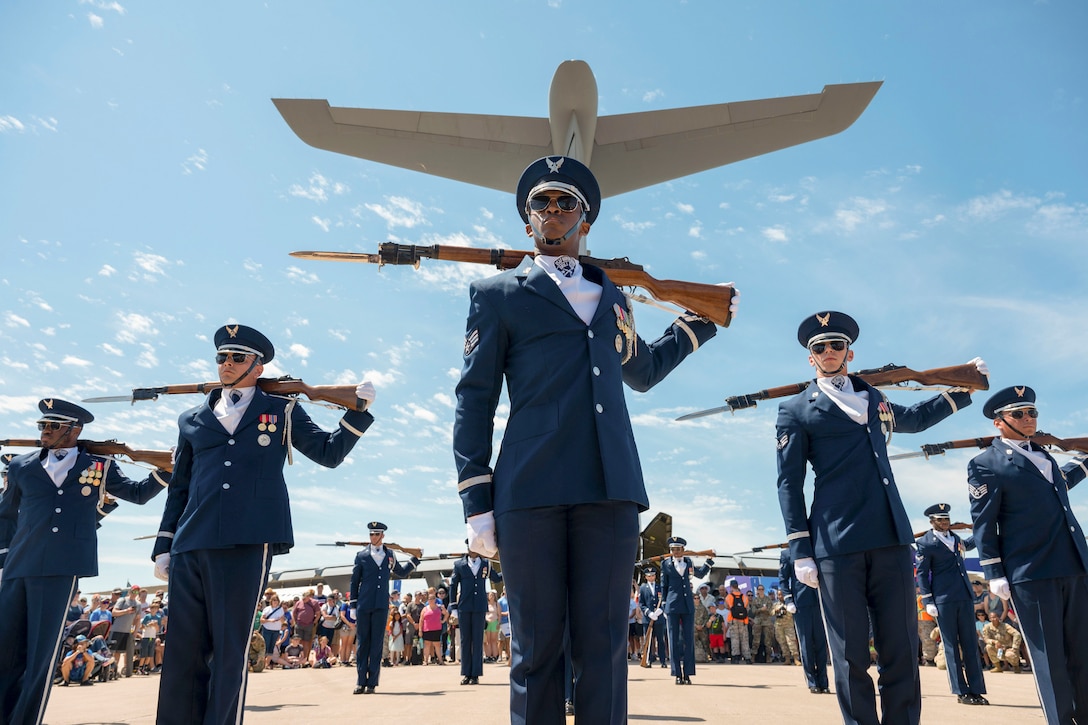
[816,312,830,327]
[545,157,564,174]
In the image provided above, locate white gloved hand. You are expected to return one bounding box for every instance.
[719,282,740,316]
[989,577,1011,601]
[795,557,819,589]
[925,604,939,618]
[968,357,989,378]
[350,608,357,619]
[649,610,660,621]
[785,602,797,614]
[466,512,498,559]
[153,553,170,582]
[355,381,376,411]
[653,607,663,618]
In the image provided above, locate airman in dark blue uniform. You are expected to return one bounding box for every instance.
[915,503,987,705]
[776,311,983,725]
[778,549,830,694]
[453,156,727,725]
[0,399,167,725]
[151,324,376,724]
[968,386,1088,725]
[638,567,667,667]
[449,545,503,685]
[349,521,418,694]
[659,537,713,684]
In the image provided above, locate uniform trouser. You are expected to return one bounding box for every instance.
[917,619,938,663]
[817,545,920,725]
[775,618,799,663]
[458,610,486,677]
[934,599,986,696]
[644,615,668,663]
[666,612,696,677]
[985,641,1020,668]
[795,605,829,689]
[728,619,751,660]
[497,501,638,725]
[156,544,272,725]
[0,575,78,725]
[355,607,386,688]
[752,619,776,659]
[1009,575,1088,725]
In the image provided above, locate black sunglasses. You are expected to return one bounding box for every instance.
[527,194,581,212]
[809,340,847,355]
[215,352,251,364]
[1003,408,1038,420]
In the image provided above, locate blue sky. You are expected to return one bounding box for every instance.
[2,1,1086,593]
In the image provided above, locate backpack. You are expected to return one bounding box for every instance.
[729,593,748,620]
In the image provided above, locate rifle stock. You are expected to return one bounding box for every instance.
[908,431,1088,460]
[121,377,368,412]
[0,438,172,472]
[291,245,736,327]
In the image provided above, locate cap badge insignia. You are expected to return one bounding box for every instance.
[1015,386,1025,398]
[816,312,830,327]
[545,157,564,174]
[226,325,239,338]
[44,399,54,409]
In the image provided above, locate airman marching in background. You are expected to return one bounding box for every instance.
[968,385,1088,725]
[660,537,713,684]
[0,399,168,725]
[448,541,502,686]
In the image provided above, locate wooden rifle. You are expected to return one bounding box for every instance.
[754,522,973,552]
[635,548,716,567]
[83,375,370,413]
[316,541,429,559]
[676,362,989,421]
[290,245,736,327]
[0,438,173,472]
[890,431,1088,460]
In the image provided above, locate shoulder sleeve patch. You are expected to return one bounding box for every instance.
[464,328,480,356]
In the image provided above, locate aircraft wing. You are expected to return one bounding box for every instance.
[272,99,551,194]
[591,81,883,197]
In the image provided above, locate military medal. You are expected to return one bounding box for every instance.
[613,301,636,364]
[81,485,92,496]
[258,414,278,432]
[257,433,271,447]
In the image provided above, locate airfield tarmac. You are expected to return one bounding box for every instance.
[44,658,1046,724]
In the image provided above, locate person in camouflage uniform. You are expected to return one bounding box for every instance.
[773,590,800,666]
[981,612,1022,674]
[693,589,711,663]
[749,584,777,662]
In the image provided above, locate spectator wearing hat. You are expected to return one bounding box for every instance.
[693,583,711,663]
[110,586,139,677]
[150,324,377,725]
[660,537,714,684]
[638,568,667,668]
[749,583,777,663]
[59,636,95,687]
[349,522,418,694]
[449,544,502,685]
[455,156,732,724]
[776,312,985,723]
[723,579,751,664]
[968,385,1088,725]
[0,398,168,725]
[916,503,988,705]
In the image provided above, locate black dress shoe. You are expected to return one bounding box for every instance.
[675,676,684,685]
[461,676,472,685]
[660,662,667,668]
[353,686,365,695]
[973,695,990,705]
[366,687,376,694]
[820,688,832,694]
[470,677,479,685]
[957,694,985,705]
[810,686,821,694]
[683,676,692,684]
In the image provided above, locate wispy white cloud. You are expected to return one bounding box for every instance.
[762,226,788,242]
[366,196,429,229]
[676,202,695,214]
[62,355,94,367]
[285,266,319,284]
[311,216,331,232]
[181,148,208,175]
[114,312,158,343]
[0,116,27,133]
[132,251,171,276]
[4,312,30,328]
[643,89,665,103]
[87,12,104,28]
[288,172,349,202]
[612,214,655,234]
[961,189,1039,221]
[98,264,116,277]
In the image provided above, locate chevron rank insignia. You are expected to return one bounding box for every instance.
[464,329,480,356]
[777,433,789,451]
[968,482,988,500]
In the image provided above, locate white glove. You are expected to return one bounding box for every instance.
[153,553,170,582]
[968,357,989,378]
[649,610,660,621]
[350,608,357,619]
[925,604,939,618]
[795,557,819,589]
[785,602,796,614]
[466,512,498,559]
[653,607,663,618]
[720,282,740,316]
[989,577,1011,601]
[0,569,4,587]
[355,381,376,411]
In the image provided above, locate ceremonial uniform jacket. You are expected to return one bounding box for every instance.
[660,557,712,615]
[968,440,1088,584]
[916,530,976,605]
[638,581,663,618]
[350,545,417,611]
[776,379,971,561]
[779,550,819,609]
[152,388,372,559]
[449,556,502,613]
[0,449,167,577]
[454,259,716,518]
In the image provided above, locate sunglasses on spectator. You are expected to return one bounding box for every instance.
[809,340,848,354]
[527,194,581,212]
[1002,408,1038,420]
[216,352,251,364]
[37,421,73,431]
